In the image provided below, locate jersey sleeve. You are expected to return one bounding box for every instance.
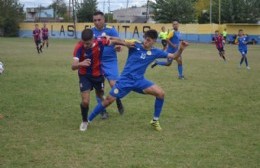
[73,43,83,60]
[166,31,174,40]
[101,37,111,46]
[107,26,119,37]
[156,49,169,58]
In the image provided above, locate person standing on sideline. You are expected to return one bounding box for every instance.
[91,11,124,119]
[235,29,250,69]
[213,30,226,62]
[158,26,168,51]
[151,20,185,79]
[222,28,227,42]
[71,29,131,131]
[41,23,49,48]
[87,30,189,131]
[33,24,42,54]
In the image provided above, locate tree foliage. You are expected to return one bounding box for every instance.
[49,0,67,19]
[0,0,24,36]
[76,0,98,22]
[150,0,195,23]
[196,0,260,23]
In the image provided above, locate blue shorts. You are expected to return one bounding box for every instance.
[239,49,247,55]
[109,77,154,99]
[79,75,104,92]
[102,60,119,81]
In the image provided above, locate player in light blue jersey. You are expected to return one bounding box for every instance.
[92,11,124,119]
[151,20,185,79]
[87,30,188,131]
[235,29,250,69]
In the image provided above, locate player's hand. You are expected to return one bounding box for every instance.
[80,59,91,67]
[180,41,189,50]
[125,41,135,48]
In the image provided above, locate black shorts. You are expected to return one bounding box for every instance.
[35,40,41,46]
[79,75,104,92]
[217,47,224,52]
[161,40,167,47]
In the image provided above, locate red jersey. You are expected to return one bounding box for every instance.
[73,37,111,77]
[213,35,224,49]
[41,27,48,38]
[33,28,41,41]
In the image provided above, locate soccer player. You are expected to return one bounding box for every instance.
[222,28,227,42]
[71,29,130,131]
[41,23,49,48]
[87,29,188,131]
[158,26,168,50]
[151,20,185,79]
[33,24,42,54]
[235,29,250,69]
[213,30,226,62]
[91,11,124,119]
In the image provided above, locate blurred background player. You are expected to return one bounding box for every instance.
[158,26,168,50]
[33,24,42,54]
[222,28,227,43]
[41,23,49,48]
[91,11,124,119]
[213,30,226,62]
[235,29,250,69]
[151,20,185,79]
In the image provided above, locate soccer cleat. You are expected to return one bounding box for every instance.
[246,66,250,70]
[151,62,157,68]
[178,76,185,80]
[150,120,162,131]
[116,98,124,115]
[100,111,109,119]
[79,122,88,131]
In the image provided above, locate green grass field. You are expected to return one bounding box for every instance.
[0,37,259,168]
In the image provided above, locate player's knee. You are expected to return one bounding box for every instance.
[157,90,165,99]
[81,101,89,107]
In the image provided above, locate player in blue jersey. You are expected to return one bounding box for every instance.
[151,20,185,79]
[92,11,124,119]
[235,29,250,69]
[87,30,188,131]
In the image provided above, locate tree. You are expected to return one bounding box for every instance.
[212,0,260,23]
[49,0,67,20]
[76,0,98,22]
[150,0,195,23]
[0,0,24,37]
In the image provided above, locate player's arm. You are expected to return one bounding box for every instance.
[167,41,188,60]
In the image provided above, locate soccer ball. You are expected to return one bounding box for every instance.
[0,62,4,74]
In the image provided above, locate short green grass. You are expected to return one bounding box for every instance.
[0,37,259,168]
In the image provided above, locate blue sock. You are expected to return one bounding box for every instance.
[153,98,164,120]
[178,64,183,77]
[96,97,106,112]
[88,103,105,122]
[156,60,168,66]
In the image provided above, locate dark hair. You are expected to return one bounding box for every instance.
[144,29,158,39]
[172,19,179,23]
[93,11,104,16]
[81,29,93,41]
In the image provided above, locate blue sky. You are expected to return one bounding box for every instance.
[19,0,151,13]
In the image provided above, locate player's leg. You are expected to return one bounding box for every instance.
[102,61,124,115]
[244,50,250,69]
[143,84,165,131]
[35,41,40,53]
[239,50,245,67]
[78,76,93,131]
[176,57,184,79]
[151,57,173,68]
[88,80,131,122]
[80,90,90,131]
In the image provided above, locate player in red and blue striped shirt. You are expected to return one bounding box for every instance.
[33,24,42,54]
[213,30,226,62]
[71,29,128,131]
[41,23,49,48]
